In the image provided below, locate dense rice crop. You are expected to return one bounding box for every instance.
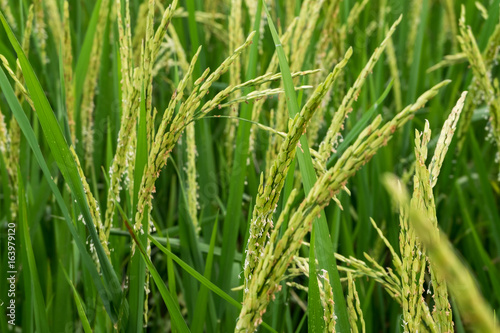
[0,0,499,332]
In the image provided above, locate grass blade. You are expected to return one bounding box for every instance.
[17,169,49,332]
[192,216,218,333]
[118,204,190,332]
[60,266,93,333]
[308,227,324,332]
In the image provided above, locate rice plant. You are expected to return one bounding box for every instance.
[0,0,499,332]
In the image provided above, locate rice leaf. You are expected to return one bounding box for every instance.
[118,202,190,332]
[17,169,49,332]
[308,227,325,332]
[60,266,93,333]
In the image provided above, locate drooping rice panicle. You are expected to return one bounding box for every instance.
[236,80,449,333]
[33,0,48,64]
[289,0,324,74]
[45,0,63,48]
[70,146,109,259]
[400,122,433,332]
[335,232,437,331]
[384,175,500,333]
[427,53,467,73]
[0,0,16,30]
[272,0,324,139]
[172,7,228,42]
[340,0,369,41]
[319,270,336,332]
[417,93,466,331]
[456,6,500,151]
[134,32,255,232]
[80,0,110,168]
[429,92,467,186]
[104,0,178,239]
[318,15,402,165]
[63,1,75,143]
[0,56,34,111]
[336,253,403,302]
[225,0,244,167]
[442,0,458,51]
[406,0,423,65]
[242,49,351,291]
[131,2,148,61]
[217,85,313,109]
[385,26,403,111]
[1,7,34,222]
[347,272,365,333]
[344,92,466,333]
[307,0,343,146]
[185,122,199,233]
[0,105,16,220]
[457,6,500,149]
